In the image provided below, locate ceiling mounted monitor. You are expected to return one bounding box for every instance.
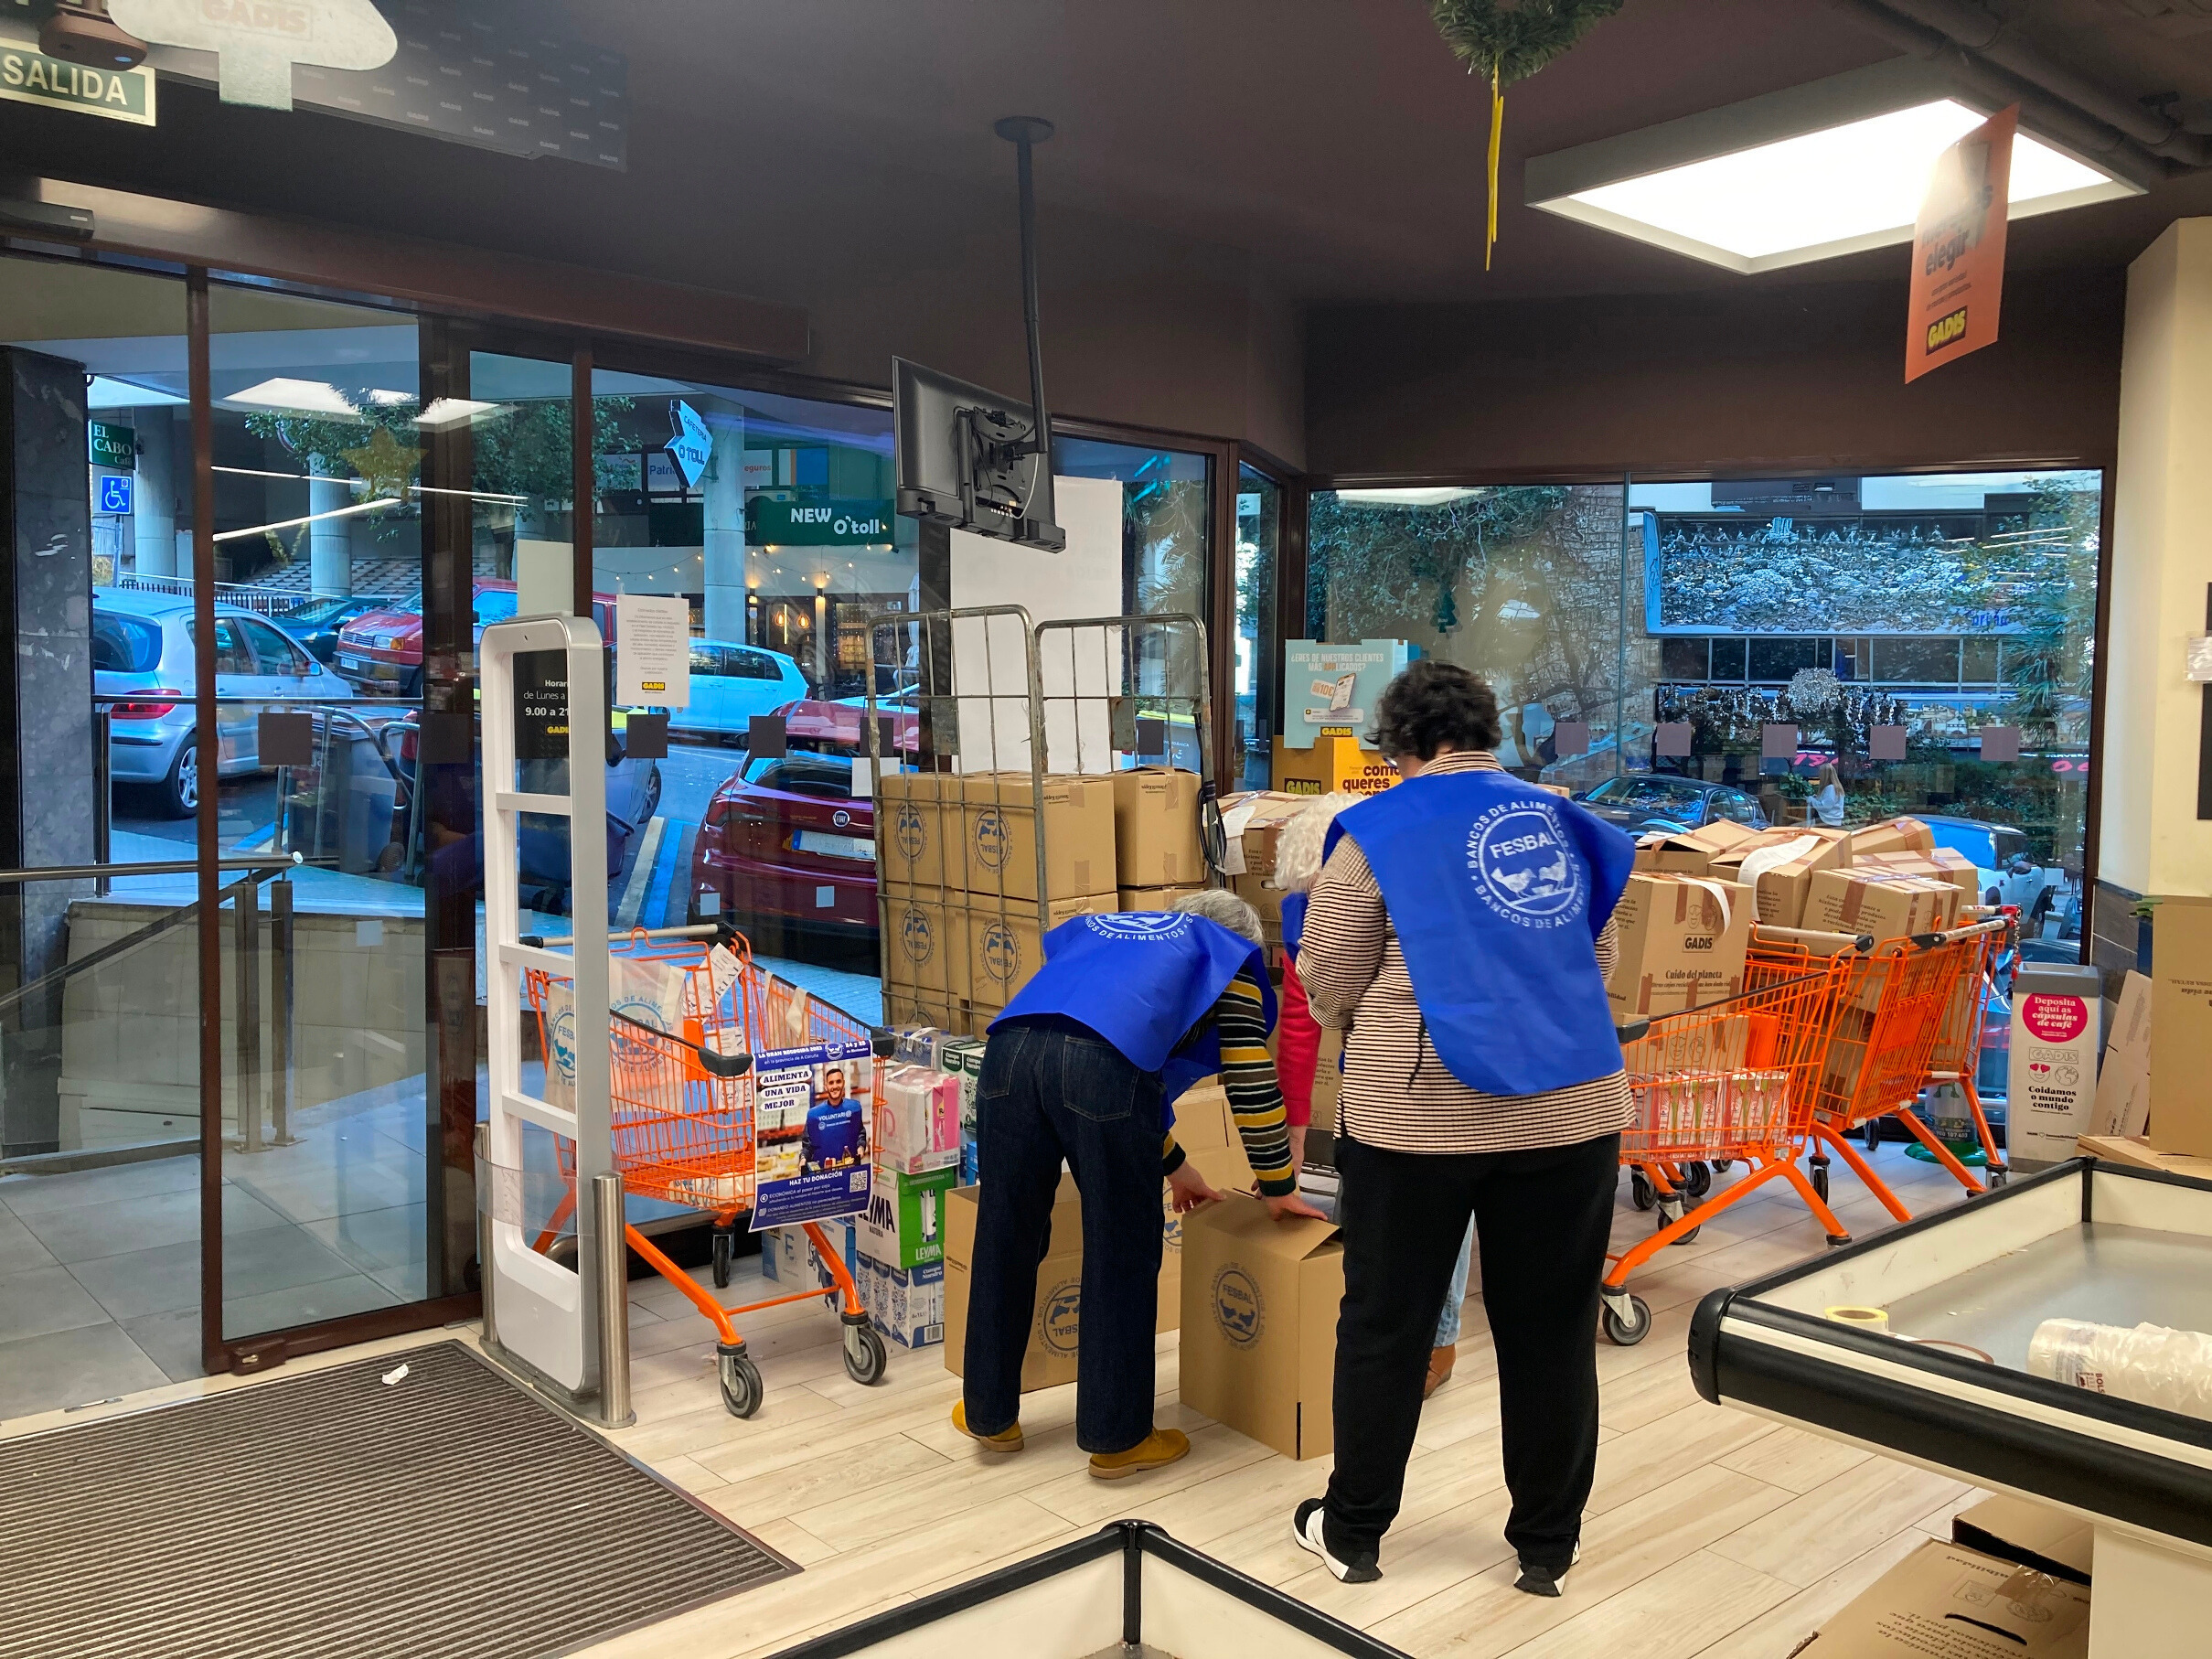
[1524,58,2142,275]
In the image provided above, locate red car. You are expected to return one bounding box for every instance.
[689,700,920,937]
[336,578,617,694]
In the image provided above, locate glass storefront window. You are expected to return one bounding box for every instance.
[1053,436,1212,698]
[1234,466,1280,790]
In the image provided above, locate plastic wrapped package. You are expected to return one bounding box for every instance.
[2027,1318,2212,1421]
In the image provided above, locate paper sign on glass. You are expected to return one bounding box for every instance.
[1653,722,1693,758]
[1554,722,1589,758]
[1907,105,2015,383]
[1869,725,1908,762]
[1980,725,2022,763]
[1761,723,1800,759]
[614,593,691,708]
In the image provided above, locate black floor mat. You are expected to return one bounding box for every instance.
[0,1340,794,1658]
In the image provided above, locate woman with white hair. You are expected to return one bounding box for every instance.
[1277,793,1477,1400]
[955,886,1322,1482]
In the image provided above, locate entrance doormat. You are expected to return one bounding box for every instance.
[0,1340,794,1658]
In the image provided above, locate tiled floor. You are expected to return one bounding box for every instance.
[0,1140,1984,1655]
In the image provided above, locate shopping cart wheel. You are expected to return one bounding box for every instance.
[1986,1165,2010,1191]
[1600,1292,1651,1347]
[1863,1119,1882,1153]
[711,1226,734,1290]
[1711,1159,1734,1173]
[844,1322,889,1386]
[718,1350,764,1418]
[1656,1195,1701,1247]
[1811,1163,1830,1204]
[1683,1162,1713,1199]
[1630,1169,1655,1212]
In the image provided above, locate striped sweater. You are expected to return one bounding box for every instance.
[1297,749,1633,1155]
[1160,966,1298,1196]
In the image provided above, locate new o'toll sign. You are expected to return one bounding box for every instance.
[110,0,396,110]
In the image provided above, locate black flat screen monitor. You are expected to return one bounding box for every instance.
[892,357,1064,552]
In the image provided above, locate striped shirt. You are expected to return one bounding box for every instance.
[1297,749,1632,1155]
[1161,966,1297,1196]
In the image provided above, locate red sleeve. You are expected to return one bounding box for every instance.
[1275,955,1321,1127]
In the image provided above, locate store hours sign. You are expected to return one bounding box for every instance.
[747,498,896,547]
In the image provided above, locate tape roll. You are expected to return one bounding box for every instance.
[1824,1305,1890,1330]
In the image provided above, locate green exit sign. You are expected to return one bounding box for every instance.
[88,420,134,469]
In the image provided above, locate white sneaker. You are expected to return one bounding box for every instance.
[1513,1541,1582,1598]
[1291,1498,1381,1584]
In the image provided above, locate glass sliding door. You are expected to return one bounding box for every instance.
[1234,465,1281,790]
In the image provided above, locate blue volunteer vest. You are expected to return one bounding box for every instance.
[991,912,1276,1107]
[804,1097,866,1166]
[1280,889,1309,964]
[1325,768,1634,1097]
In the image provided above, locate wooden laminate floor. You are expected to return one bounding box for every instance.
[0,1140,1987,1658]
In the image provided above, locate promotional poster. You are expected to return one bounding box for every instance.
[751,1039,877,1230]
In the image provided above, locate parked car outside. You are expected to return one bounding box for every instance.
[689,699,919,937]
[668,641,811,744]
[269,593,410,668]
[335,578,617,695]
[1918,814,2052,910]
[1575,774,1767,836]
[95,587,347,818]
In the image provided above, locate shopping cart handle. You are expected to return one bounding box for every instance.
[699,1047,753,1079]
[1616,1020,1651,1044]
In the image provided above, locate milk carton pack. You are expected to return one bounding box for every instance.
[876,1063,960,1176]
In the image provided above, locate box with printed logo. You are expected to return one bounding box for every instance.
[1178,1193,1342,1460]
[858,1163,957,1268]
[947,772,1117,904]
[961,892,1120,1012]
[1112,766,1205,889]
[880,883,965,997]
[759,1215,861,1291]
[1607,872,1753,1022]
[875,772,961,890]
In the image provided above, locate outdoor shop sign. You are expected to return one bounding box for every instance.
[747,498,897,546]
[0,34,156,124]
[88,421,135,469]
[1907,103,2015,384]
[665,401,711,490]
[1279,639,1410,748]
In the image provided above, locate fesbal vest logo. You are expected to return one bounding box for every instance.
[1083,912,1190,941]
[1465,799,1588,931]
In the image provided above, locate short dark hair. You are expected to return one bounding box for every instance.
[1372,660,1501,760]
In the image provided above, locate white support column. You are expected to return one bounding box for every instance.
[2102,219,2212,901]
[702,408,746,643]
[131,408,179,577]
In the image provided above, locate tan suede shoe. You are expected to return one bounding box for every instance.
[952,1400,1024,1453]
[1424,1343,1458,1399]
[1088,1428,1191,1480]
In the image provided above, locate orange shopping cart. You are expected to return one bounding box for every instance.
[1598,929,1865,1346]
[1799,917,2014,1226]
[522,920,894,1419]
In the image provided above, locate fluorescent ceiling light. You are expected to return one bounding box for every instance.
[224,378,367,418]
[1527,59,2143,274]
[1333,487,1486,508]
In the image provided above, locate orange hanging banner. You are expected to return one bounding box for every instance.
[1906,104,2016,383]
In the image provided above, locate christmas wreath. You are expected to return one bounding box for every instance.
[1427,0,1625,268]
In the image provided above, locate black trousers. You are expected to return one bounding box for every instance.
[1322,1129,1619,1569]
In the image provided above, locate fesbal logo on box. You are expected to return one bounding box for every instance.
[1211,1264,1264,1347]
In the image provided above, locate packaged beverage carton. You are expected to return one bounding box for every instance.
[963,892,1119,1013]
[1847,814,1938,861]
[876,771,960,889]
[875,1063,961,1176]
[871,1259,946,1350]
[1112,767,1205,888]
[1179,1194,1342,1459]
[1631,819,1759,877]
[949,772,1117,904]
[1709,827,1850,927]
[1119,883,1207,912]
[1728,1069,1790,1139]
[858,1162,958,1268]
[1607,873,1753,1021]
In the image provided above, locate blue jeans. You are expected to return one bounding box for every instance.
[1316,1191,1474,1348]
[962,1020,1166,1455]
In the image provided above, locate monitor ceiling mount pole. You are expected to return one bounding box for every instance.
[993,115,1054,463]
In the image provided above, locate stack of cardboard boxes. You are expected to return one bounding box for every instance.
[1113,766,1208,909]
[1218,791,1319,957]
[2078,898,2212,1175]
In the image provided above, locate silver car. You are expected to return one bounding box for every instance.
[94,588,347,818]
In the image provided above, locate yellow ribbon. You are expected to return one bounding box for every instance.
[1486,59,1503,272]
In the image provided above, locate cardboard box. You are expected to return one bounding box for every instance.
[2088,971,2152,1139]
[858,1163,958,1268]
[949,772,1117,903]
[881,884,965,996]
[1112,767,1204,888]
[1607,872,1753,1021]
[1854,847,1980,899]
[1711,828,1850,928]
[2149,896,2212,1158]
[1847,815,1938,861]
[1119,883,1206,912]
[1821,1005,1878,1106]
[760,1216,860,1290]
[1950,1495,2093,1585]
[875,772,959,889]
[964,891,1120,1011]
[1170,1084,1256,1185]
[1793,1538,2089,1656]
[1802,869,1957,945]
[1232,871,1287,940]
[1271,735,1398,800]
[1632,819,1760,877]
[882,987,977,1038]
[1219,790,1309,878]
[1178,1193,1342,1460]
[2075,1131,2212,1182]
[1159,1147,1248,1334]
